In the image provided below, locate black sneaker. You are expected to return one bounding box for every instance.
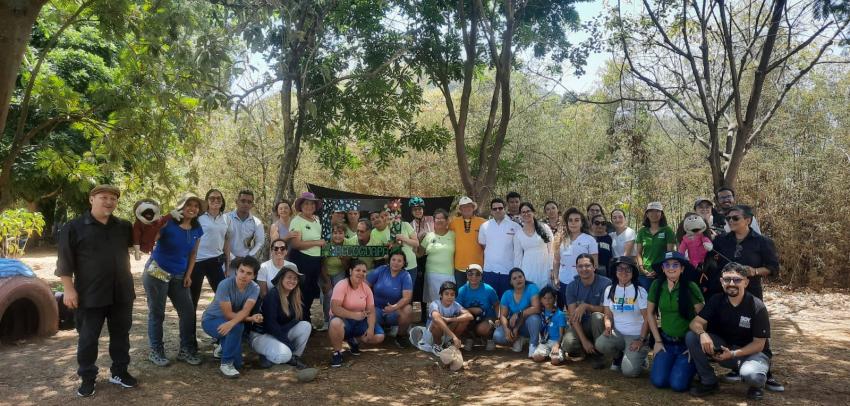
[331,351,344,368]
[689,381,720,397]
[765,377,785,392]
[395,335,412,349]
[347,338,361,355]
[109,371,137,388]
[747,386,765,400]
[256,355,273,369]
[287,355,309,370]
[77,379,96,397]
[723,370,742,383]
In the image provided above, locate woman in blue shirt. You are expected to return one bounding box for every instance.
[493,268,542,357]
[143,193,205,367]
[366,250,414,348]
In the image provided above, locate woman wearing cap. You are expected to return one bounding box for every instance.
[693,198,719,239]
[553,207,597,307]
[590,214,614,279]
[251,264,312,369]
[420,208,456,305]
[609,209,636,258]
[329,260,384,367]
[513,202,554,289]
[144,193,205,367]
[595,256,649,377]
[646,252,705,392]
[493,268,542,356]
[289,192,326,321]
[634,202,676,291]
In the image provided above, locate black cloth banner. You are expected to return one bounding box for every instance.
[322,245,388,258]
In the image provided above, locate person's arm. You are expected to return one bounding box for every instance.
[259,281,269,298]
[629,309,650,351]
[568,302,596,353]
[223,233,231,270]
[714,337,767,363]
[365,300,377,337]
[522,294,541,317]
[56,224,79,309]
[270,222,280,242]
[289,228,326,251]
[602,307,615,336]
[390,289,413,311]
[183,239,201,287]
[689,316,715,354]
[634,242,644,269]
[645,302,664,354]
[248,218,265,257]
[454,307,474,322]
[552,239,560,287]
[216,299,260,335]
[477,223,487,250]
[395,226,419,248]
[260,291,294,346]
[331,299,367,320]
[498,303,513,341]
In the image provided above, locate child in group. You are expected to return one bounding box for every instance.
[428,281,473,352]
[532,286,567,365]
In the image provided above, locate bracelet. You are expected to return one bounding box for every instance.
[731,350,738,358]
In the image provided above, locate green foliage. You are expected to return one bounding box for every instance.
[0,209,45,257]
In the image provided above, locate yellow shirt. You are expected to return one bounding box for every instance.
[448,216,485,270]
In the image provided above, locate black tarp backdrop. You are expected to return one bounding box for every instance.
[307,183,455,221]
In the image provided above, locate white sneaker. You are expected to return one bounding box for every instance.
[527,343,537,358]
[464,338,474,351]
[219,363,239,379]
[213,344,222,359]
[511,337,524,353]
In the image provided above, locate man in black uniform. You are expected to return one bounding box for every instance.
[687,263,772,400]
[56,185,137,397]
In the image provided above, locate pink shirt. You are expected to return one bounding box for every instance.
[330,279,374,318]
[678,234,712,266]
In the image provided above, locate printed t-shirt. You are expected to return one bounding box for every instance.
[421,231,456,275]
[603,284,648,336]
[636,226,676,273]
[289,215,323,257]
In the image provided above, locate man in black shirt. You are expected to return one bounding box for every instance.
[710,205,779,300]
[686,263,771,400]
[56,185,137,397]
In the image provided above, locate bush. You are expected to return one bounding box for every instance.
[0,209,45,258]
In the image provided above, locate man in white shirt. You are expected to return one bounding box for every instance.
[227,189,265,275]
[478,198,520,297]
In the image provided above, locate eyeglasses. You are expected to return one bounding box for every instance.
[615,266,633,273]
[661,262,681,269]
[520,210,533,215]
[491,207,505,211]
[593,221,606,226]
[721,277,745,285]
[272,246,287,252]
[725,215,742,222]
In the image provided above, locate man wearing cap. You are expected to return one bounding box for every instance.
[56,185,137,397]
[456,264,500,351]
[448,196,485,287]
[227,189,265,273]
[687,262,773,400]
[478,198,520,297]
[715,187,761,234]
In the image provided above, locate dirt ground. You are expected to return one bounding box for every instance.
[1,248,849,405]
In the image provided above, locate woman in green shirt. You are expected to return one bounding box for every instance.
[635,202,676,291]
[320,223,351,331]
[289,192,326,322]
[646,251,704,393]
[419,209,456,305]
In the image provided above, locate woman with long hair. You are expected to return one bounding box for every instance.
[595,256,649,377]
[250,264,313,369]
[144,193,205,367]
[328,260,385,367]
[552,207,597,307]
[493,268,542,357]
[269,200,295,242]
[634,202,676,291]
[609,208,636,258]
[543,200,561,231]
[190,189,231,309]
[513,202,554,289]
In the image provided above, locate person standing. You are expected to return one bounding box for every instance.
[478,198,520,297]
[409,196,433,311]
[190,189,231,309]
[288,192,326,320]
[269,200,295,243]
[505,191,523,224]
[513,202,554,289]
[448,196,485,286]
[56,185,137,397]
[634,202,676,291]
[228,190,265,271]
[590,214,614,278]
[715,187,761,234]
[552,208,597,308]
[542,200,561,232]
[609,209,636,258]
[420,209,457,305]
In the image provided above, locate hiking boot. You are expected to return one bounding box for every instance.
[148,349,169,367]
[177,348,202,366]
[747,386,765,400]
[723,370,742,383]
[109,371,138,388]
[219,362,240,378]
[347,338,361,355]
[331,351,344,368]
[689,381,720,397]
[76,379,96,397]
[395,335,412,349]
[766,376,785,392]
[287,355,309,370]
[256,354,273,369]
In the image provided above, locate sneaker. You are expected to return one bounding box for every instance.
[287,355,309,370]
[464,338,475,351]
[256,354,273,369]
[432,344,443,355]
[765,377,785,392]
[219,362,240,378]
[511,337,524,353]
[347,338,361,355]
[213,343,222,360]
[723,371,742,383]
[177,348,202,366]
[148,349,169,367]
[747,386,765,400]
[527,344,537,358]
[689,381,720,397]
[108,371,138,388]
[315,321,329,332]
[485,339,496,351]
[567,352,586,362]
[610,363,621,372]
[76,379,96,397]
[395,335,412,349]
[331,351,344,368]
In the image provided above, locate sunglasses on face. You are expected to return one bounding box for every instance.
[593,221,606,226]
[661,262,681,269]
[491,206,504,211]
[272,246,287,252]
[721,277,745,285]
[466,271,482,276]
[725,215,742,222]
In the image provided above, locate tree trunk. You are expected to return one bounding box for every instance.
[0,0,48,209]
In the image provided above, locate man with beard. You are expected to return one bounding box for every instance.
[686,263,772,400]
[714,187,761,234]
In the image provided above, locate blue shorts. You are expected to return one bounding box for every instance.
[337,317,384,339]
[374,307,400,327]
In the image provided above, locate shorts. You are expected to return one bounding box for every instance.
[533,340,564,361]
[374,307,400,327]
[337,317,385,339]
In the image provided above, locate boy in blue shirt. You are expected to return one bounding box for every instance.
[532,286,567,365]
[456,264,500,351]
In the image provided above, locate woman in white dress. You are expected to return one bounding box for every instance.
[513,202,553,289]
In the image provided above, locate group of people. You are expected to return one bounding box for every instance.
[56,185,781,401]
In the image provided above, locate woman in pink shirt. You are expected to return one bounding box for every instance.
[328,260,385,367]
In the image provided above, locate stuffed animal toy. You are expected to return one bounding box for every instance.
[677,213,713,267]
[438,345,464,371]
[132,199,162,260]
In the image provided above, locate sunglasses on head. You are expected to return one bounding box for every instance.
[272,246,287,252]
[721,277,744,285]
[725,215,742,222]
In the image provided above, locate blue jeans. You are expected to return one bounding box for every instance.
[650,338,696,392]
[143,272,196,352]
[493,314,542,346]
[202,316,245,367]
[483,272,511,298]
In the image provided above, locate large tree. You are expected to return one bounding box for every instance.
[604,0,850,190]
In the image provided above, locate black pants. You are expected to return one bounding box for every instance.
[75,302,133,380]
[290,249,322,321]
[190,256,226,309]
